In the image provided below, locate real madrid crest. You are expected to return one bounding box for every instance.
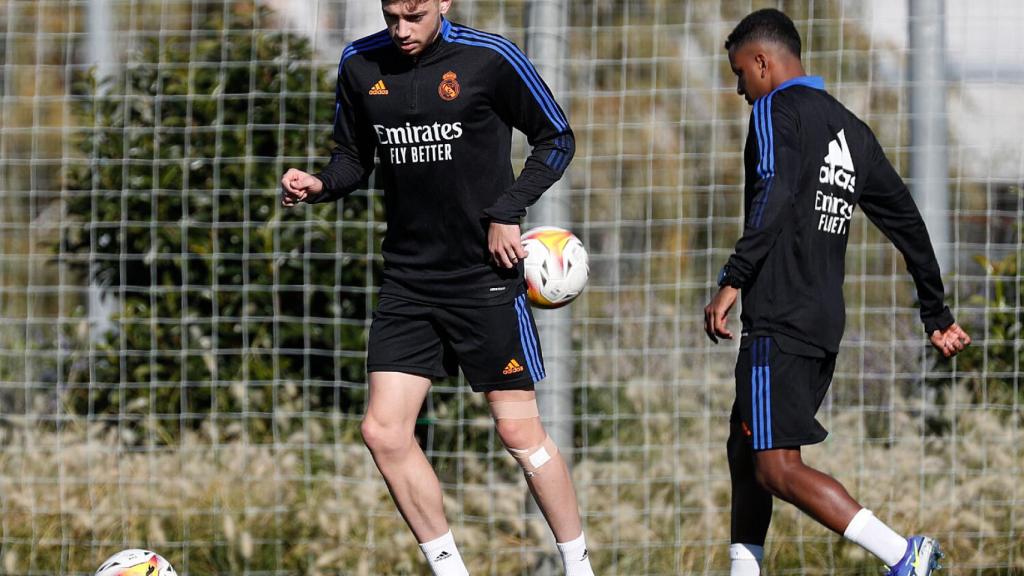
[438,71,460,101]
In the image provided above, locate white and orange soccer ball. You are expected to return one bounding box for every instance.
[521,226,589,309]
[95,549,177,576]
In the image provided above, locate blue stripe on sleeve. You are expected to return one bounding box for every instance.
[449,26,568,132]
[546,137,563,169]
[758,99,771,178]
[752,176,774,228]
[750,94,778,229]
[752,98,766,179]
[557,135,573,171]
[450,29,566,131]
[545,135,573,171]
[547,149,558,166]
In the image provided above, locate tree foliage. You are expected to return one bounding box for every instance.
[57,3,375,436]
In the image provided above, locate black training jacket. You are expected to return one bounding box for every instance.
[311,18,574,305]
[718,76,954,353]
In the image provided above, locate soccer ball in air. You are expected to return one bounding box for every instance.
[521,226,589,309]
[95,549,177,576]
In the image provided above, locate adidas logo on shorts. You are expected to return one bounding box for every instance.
[502,358,525,375]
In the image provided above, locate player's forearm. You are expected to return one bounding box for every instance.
[900,243,955,333]
[310,147,371,204]
[484,138,574,222]
[723,226,782,288]
[723,185,791,287]
[863,196,955,333]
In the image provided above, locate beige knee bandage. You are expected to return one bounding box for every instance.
[507,435,559,477]
[490,399,557,477]
[489,399,540,420]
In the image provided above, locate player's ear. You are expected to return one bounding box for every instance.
[755,53,768,77]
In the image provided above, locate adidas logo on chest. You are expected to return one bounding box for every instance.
[819,129,856,194]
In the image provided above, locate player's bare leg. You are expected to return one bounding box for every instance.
[362,372,469,575]
[753,447,860,532]
[362,372,445,539]
[487,388,580,538]
[487,388,594,575]
[754,447,913,570]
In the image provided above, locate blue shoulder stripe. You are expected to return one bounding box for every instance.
[448,26,568,133]
[451,27,566,128]
[338,30,391,75]
[448,26,566,131]
[752,99,766,178]
[751,92,777,228]
[333,31,391,125]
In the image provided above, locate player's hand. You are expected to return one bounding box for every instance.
[704,286,739,343]
[930,322,971,358]
[280,168,324,207]
[488,221,526,269]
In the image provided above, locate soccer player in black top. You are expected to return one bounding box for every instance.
[704,9,971,576]
[280,1,594,575]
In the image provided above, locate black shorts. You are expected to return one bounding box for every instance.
[366,293,545,392]
[732,334,837,451]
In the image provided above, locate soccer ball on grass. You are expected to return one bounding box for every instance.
[95,549,177,576]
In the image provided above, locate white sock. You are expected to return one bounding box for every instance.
[730,543,763,576]
[419,530,470,576]
[556,531,595,576]
[843,508,908,567]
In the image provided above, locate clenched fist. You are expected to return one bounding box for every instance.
[280,168,324,207]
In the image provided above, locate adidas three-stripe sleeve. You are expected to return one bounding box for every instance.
[720,76,955,353]
[299,19,575,305]
[481,41,574,224]
[724,94,802,288]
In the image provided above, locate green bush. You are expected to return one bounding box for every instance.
[55,4,376,437]
[956,252,1022,406]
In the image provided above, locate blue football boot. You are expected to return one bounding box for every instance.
[885,536,943,576]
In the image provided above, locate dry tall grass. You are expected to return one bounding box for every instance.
[2,383,1019,575]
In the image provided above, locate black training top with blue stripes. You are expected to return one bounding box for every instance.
[722,76,953,352]
[313,18,574,306]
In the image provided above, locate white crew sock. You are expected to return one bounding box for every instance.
[555,531,595,576]
[419,530,470,576]
[729,543,764,576]
[843,508,908,567]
